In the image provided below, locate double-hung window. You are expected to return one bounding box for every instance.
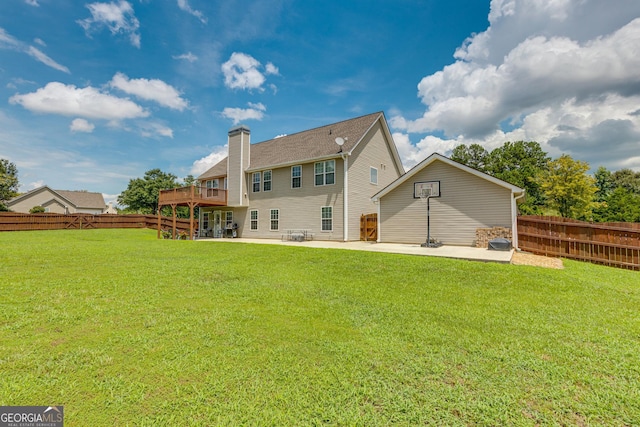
[270,209,279,231]
[206,179,219,197]
[263,170,272,192]
[252,172,261,192]
[315,160,335,186]
[321,206,333,231]
[250,210,258,231]
[291,165,302,188]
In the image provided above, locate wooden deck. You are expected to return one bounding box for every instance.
[158,185,227,206]
[157,185,227,240]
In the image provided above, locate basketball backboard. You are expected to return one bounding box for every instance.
[414,181,440,198]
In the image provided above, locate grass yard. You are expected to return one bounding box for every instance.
[0,229,639,426]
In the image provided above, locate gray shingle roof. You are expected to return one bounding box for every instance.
[198,112,385,180]
[55,190,106,209]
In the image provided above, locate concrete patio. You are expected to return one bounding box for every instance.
[195,237,514,264]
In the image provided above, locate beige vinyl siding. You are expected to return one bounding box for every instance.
[379,160,513,246]
[8,188,70,213]
[347,122,403,240]
[235,160,344,240]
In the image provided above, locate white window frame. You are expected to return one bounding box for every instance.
[370,167,378,185]
[206,179,219,189]
[202,212,210,231]
[250,209,258,231]
[291,165,302,189]
[252,172,261,193]
[315,160,335,186]
[270,209,279,231]
[263,170,272,192]
[225,211,233,229]
[321,206,333,232]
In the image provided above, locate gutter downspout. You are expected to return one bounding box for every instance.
[374,198,381,243]
[512,191,525,250]
[341,153,349,242]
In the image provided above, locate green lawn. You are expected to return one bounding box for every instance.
[0,229,638,426]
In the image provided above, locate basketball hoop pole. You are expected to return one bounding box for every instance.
[420,191,433,248]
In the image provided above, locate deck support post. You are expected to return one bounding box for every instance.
[188,202,197,240]
[171,204,177,239]
[157,207,161,239]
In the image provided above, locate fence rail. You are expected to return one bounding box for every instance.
[517,215,640,270]
[0,213,194,234]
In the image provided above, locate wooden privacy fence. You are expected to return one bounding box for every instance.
[517,215,640,270]
[0,213,194,235]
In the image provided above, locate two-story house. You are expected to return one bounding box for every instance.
[158,112,404,241]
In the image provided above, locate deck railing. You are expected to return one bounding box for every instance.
[158,185,227,205]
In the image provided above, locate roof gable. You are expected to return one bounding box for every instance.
[197,112,404,179]
[373,153,525,201]
[7,186,105,209]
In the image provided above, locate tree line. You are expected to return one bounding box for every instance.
[451,141,640,222]
[2,145,639,222]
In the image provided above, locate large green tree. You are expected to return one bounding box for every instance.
[450,144,489,171]
[0,159,19,211]
[611,168,640,195]
[593,187,640,222]
[118,169,179,215]
[486,141,550,214]
[536,155,598,219]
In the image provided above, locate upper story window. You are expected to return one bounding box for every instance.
[315,160,335,186]
[263,170,272,192]
[370,167,378,185]
[252,172,261,192]
[291,165,302,188]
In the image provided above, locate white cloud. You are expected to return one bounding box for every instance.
[265,62,279,75]
[33,38,45,46]
[27,46,70,74]
[109,72,188,110]
[77,1,141,48]
[24,0,39,6]
[221,102,266,124]
[221,52,278,91]
[138,122,174,138]
[177,0,207,24]
[24,180,45,191]
[70,118,95,133]
[173,52,198,62]
[9,82,149,120]
[190,145,227,176]
[0,28,70,73]
[392,0,640,172]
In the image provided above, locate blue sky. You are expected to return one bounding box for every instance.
[2,0,640,204]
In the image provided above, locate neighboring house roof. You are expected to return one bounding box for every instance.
[7,185,106,210]
[372,153,525,201]
[55,190,106,209]
[198,112,403,180]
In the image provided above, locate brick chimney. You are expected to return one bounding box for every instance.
[226,125,250,206]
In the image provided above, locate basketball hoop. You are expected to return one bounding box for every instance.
[419,188,431,202]
[416,183,442,248]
